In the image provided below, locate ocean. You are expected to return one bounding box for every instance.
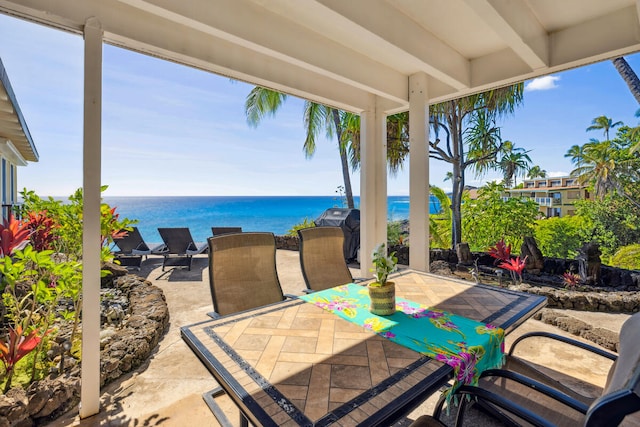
[103,195,441,244]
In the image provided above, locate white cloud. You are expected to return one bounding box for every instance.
[547,171,570,178]
[525,75,560,92]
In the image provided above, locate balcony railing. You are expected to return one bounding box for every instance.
[534,197,561,206]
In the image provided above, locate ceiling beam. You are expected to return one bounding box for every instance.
[463,0,548,70]
[292,0,471,90]
[117,0,407,104]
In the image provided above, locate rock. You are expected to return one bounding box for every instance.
[429,260,454,276]
[1,274,170,426]
[521,236,544,273]
[455,243,473,265]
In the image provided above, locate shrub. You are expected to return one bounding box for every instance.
[610,244,640,270]
[287,218,315,236]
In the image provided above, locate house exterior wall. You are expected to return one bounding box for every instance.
[0,139,26,221]
[503,176,591,218]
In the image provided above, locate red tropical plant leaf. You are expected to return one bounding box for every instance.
[0,214,31,256]
[0,326,44,371]
[488,238,511,262]
[498,256,528,275]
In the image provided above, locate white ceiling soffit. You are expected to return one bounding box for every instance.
[0,57,38,162]
[1,0,639,114]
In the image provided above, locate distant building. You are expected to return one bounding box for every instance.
[503,176,590,218]
[0,57,39,220]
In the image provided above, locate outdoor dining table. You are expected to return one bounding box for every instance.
[181,269,547,427]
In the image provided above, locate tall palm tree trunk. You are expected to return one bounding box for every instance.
[332,110,354,208]
[612,57,640,105]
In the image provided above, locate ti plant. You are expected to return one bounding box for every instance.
[488,238,527,286]
[0,325,47,392]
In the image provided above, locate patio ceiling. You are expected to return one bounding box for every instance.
[0,57,37,163]
[1,0,639,114]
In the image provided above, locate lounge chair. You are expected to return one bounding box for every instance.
[204,232,291,426]
[112,227,164,269]
[211,226,242,236]
[156,227,208,271]
[426,312,640,426]
[298,226,354,292]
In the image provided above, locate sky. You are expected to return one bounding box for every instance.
[1,15,640,198]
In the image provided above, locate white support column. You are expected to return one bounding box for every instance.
[409,73,430,272]
[80,17,103,419]
[359,94,387,277]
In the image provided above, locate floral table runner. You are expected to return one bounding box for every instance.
[299,283,505,399]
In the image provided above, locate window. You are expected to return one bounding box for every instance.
[567,190,580,199]
[2,159,6,205]
[550,180,561,187]
[525,182,534,188]
[565,179,575,186]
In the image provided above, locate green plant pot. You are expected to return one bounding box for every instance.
[368,281,396,316]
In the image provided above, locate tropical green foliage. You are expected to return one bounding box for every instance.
[610,244,640,270]
[429,84,525,248]
[461,182,539,252]
[0,186,135,392]
[287,218,316,236]
[574,194,640,259]
[429,186,451,249]
[387,221,404,246]
[534,216,586,259]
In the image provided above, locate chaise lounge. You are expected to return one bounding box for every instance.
[156,227,208,271]
[112,227,165,269]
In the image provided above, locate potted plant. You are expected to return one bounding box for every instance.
[368,243,398,315]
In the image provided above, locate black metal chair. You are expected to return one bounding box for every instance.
[426,312,640,427]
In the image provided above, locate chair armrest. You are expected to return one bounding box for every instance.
[480,368,590,413]
[207,311,221,319]
[452,385,557,427]
[509,331,617,361]
[283,294,299,300]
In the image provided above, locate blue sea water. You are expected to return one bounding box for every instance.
[103,195,441,245]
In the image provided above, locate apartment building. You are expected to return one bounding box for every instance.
[0,57,38,221]
[503,176,590,218]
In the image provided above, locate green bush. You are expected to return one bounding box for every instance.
[610,244,640,270]
[287,218,315,236]
[534,215,585,259]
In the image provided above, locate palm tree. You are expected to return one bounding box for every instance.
[612,57,640,105]
[570,140,619,199]
[564,144,585,169]
[586,115,623,141]
[428,185,451,248]
[428,84,524,248]
[527,165,547,179]
[497,141,532,187]
[245,87,356,208]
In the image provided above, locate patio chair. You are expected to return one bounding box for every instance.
[207,231,288,317]
[298,226,354,292]
[211,226,242,236]
[156,227,208,271]
[426,311,640,427]
[112,227,164,269]
[205,232,290,426]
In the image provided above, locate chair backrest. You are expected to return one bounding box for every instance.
[158,228,196,254]
[586,312,640,426]
[207,232,285,316]
[298,226,353,292]
[114,227,148,253]
[211,227,243,236]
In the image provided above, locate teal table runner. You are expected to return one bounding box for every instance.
[299,283,505,398]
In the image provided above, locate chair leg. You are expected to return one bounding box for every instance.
[202,386,234,427]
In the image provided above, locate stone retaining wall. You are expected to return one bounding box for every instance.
[0,268,169,426]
